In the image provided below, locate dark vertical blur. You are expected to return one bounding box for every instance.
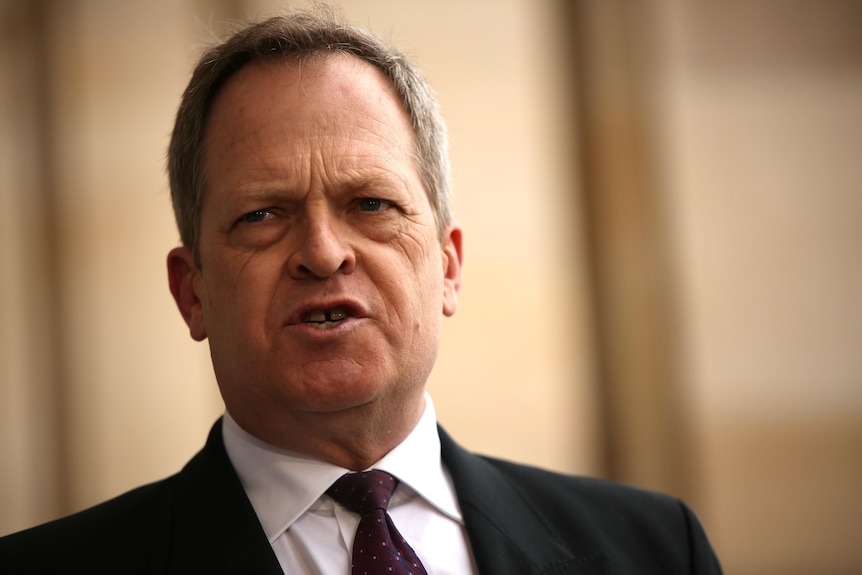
[559,0,692,499]
[8,0,69,517]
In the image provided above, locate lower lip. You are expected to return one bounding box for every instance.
[288,317,361,340]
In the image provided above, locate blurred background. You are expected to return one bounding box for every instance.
[1,0,860,573]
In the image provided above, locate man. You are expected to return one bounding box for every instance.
[0,10,722,574]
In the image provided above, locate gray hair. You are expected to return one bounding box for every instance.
[167,9,452,262]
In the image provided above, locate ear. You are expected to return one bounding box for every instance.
[167,246,208,341]
[440,223,463,317]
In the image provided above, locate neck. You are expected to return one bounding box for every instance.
[229,395,426,470]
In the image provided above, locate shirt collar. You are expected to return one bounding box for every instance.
[222,394,462,542]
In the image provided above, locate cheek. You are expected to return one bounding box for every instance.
[398,252,445,322]
[200,257,276,332]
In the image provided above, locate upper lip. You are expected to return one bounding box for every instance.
[286,298,367,326]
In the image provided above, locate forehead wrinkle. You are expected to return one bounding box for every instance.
[229,149,392,202]
[306,145,403,194]
[223,146,313,199]
[234,186,300,204]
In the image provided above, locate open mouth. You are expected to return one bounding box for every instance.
[302,307,349,330]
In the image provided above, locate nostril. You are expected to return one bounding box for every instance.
[287,239,355,279]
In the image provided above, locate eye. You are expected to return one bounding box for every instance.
[357,198,394,212]
[240,209,274,224]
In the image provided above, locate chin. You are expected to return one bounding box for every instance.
[278,371,387,413]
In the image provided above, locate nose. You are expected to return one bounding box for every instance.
[287,210,355,280]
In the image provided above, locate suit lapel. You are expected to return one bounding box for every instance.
[439,427,609,575]
[166,419,283,575]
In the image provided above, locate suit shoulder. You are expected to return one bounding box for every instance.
[440,425,704,545]
[475,455,721,572]
[482,455,679,513]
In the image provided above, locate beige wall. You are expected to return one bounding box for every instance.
[648,1,862,572]
[2,1,861,574]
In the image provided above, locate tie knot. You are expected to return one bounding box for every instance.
[327,470,399,515]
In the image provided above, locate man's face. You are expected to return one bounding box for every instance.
[169,56,461,442]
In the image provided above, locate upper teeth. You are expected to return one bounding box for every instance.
[305,308,347,323]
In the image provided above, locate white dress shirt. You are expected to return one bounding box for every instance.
[222,395,479,574]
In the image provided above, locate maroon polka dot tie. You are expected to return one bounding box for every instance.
[327,470,428,575]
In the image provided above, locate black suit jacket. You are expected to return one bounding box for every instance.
[0,420,721,574]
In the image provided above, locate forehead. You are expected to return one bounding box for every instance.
[200,54,423,205]
[205,54,413,155]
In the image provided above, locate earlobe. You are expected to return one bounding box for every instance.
[441,224,463,317]
[167,247,208,341]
